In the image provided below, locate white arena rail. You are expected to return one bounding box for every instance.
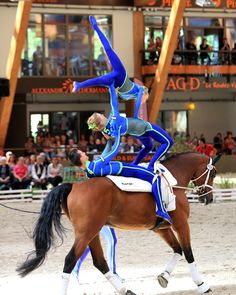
[0,188,236,203]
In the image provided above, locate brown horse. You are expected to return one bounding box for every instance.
[17,152,218,294]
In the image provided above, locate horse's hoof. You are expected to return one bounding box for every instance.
[198,282,211,294]
[125,290,136,295]
[157,273,168,288]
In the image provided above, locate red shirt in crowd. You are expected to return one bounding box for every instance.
[14,164,28,178]
[195,144,216,157]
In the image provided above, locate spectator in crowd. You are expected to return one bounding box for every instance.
[31,155,47,189]
[147,34,157,64]
[42,137,52,159]
[12,157,30,190]
[87,135,97,152]
[47,156,63,188]
[6,151,16,172]
[32,46,43,76]
[195,137,216,157]
[35,136,44,153]
[185,37,198,64]
[220,38,231,65]
[0,156,11,190]
[24,136,37,156]
[119,135,127,153]
[223,131,235,155]
[28,154,36,180]
[94,138,104,152]
[78,134,88,152]
[155,36,162,62]
[231,43,236,65]
[96,47,110,75]
[39,152,50,168]
[123,136,140,153]
[58,134,67,158]
[200,38,211,65]
[213,132,223,154]
[184,133,193,148]
[172,38,183,65]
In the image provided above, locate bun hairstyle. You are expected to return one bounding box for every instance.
[68,149,82,166]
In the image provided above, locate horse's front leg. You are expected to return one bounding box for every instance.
[154,228,182,288]
[89,234,136,295]
[173,221,212,294]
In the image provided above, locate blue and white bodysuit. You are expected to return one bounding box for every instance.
[73,15,145,118]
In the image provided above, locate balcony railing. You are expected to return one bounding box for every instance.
[141,49,236,76]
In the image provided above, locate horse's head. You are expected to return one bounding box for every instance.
[192,154,221,205]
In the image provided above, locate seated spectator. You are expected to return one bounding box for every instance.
[220,38,230,65]
[223,131,235,155]
[31,155,47,189]
[200,38,211,65]
[213,132,223,154]
[47,156,63,188]
[6,151,16,173]
[0,157,11,190]
[12,157,31,190]
[231,43,236,65]
[195,137,216,157]
[120,135,127,153]
[24,136,37,157]
[185,37,198,64]
[78,134,88,152]
[123,136,140,153]
[42,137,52,159]
[94,138,104,152]
[87,135,97,152]
[28,154,36,180]
[35,135,44,153]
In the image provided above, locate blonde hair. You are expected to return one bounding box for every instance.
[87,113,103,130]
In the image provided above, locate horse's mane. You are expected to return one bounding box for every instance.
[161,151,201,164]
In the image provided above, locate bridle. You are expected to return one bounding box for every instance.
[173,158,216,197]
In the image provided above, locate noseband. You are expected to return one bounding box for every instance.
[173,158,216,197]
[191,158,215,197]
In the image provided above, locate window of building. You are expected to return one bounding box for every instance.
[22,14,112,77]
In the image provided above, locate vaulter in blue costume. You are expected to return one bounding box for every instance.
[68,128,172,225]
[73,15,148,118]
[73,226,118,280]
[87,83,174,172]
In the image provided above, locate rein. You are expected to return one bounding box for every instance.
[173,158,215,197]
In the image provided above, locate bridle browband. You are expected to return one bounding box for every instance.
[173,158,215,197]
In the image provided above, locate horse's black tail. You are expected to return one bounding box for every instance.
[16,183,73,277]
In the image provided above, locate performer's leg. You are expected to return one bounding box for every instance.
[89,15,126,87]
[152,175,172,224]
[72,246,90,280]
[147,125,174,171]
[131,136,154,166]
[100,226,117,274]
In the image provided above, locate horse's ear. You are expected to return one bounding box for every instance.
[212,153,222,165]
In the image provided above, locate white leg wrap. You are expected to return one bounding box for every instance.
[197,281,210,294]
[60,273,70,295]
[165,253,182,274]
[188,262,203,285]
[162,271,170,282]
[105,271,127,295]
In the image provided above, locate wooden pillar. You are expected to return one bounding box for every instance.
[148,0,186,123]
[125,11,144,117]
[0,1,32,148]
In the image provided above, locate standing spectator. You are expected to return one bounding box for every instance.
[155,36,162,62]
[213,132,223,154]
[12,157,30,189]
[220,38,230,65]
[31,155,47,189]
[47,156,63,188]
[231,43,236,64]
[0,157,11,190]
[195,137,216,157]
[200,38,211,65]
[185,37,198,64]
[32,46,43,76]
[147,34,156,64]
[223,131,235,155]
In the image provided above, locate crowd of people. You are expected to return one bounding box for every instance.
[145,35,236,66]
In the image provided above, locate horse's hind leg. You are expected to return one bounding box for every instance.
[153,228,183,288]
[174,221,212,294]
